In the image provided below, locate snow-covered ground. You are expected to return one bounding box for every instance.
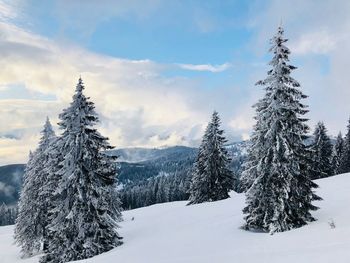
[1,173,350,263]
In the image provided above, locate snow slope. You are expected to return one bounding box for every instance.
[1,173,350,263]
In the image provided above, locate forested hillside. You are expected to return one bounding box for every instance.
[0,143,248,208]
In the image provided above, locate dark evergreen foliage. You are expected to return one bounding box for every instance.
[339,118,350,174]
[331,132,344,175]
[119,171,191,209]
[0,203,17,226]
[188,111,234,205]
[310,122,333,179]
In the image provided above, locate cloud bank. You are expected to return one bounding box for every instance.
[0,20,246,164]
[2,0,350,165]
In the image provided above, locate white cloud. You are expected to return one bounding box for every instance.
[0,135,36,165]
[0,1,17,22]
[178,63,231,73]
[229,116,253,131]
[0,20,248,164]
[0,85,8,91]
[7,0,350,165]
[290,30,338,55]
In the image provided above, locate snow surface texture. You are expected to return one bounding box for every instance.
[1,173,350,263]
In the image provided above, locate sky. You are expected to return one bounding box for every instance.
[0,0,350,165]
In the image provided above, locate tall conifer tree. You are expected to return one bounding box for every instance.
[42,78,122,263]
[188,111,233,205]
[242,26,321,234]
[15,118,56,257]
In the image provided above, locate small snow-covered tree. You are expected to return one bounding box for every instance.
[15,118,56,257]
[243,26,321,234]
[310,122,333,179]
[339,119,350,174]
[41,78,122,263]
[332,132,344,175]
[188,111,233,205]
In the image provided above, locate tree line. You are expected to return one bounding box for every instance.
[0,203,17,226]
[119,171,190,209]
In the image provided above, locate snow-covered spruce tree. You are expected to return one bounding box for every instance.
[36,118,57,251]
[310,122,333,179]
[242,26,321,234]
[188,111,234,205]
[339,118,350,174]
[331,132,344,175]
[14,118,56,257]
[41,78,122,263]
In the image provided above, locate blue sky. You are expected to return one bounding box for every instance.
[24,1,254,62]
[0,0,349,164]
